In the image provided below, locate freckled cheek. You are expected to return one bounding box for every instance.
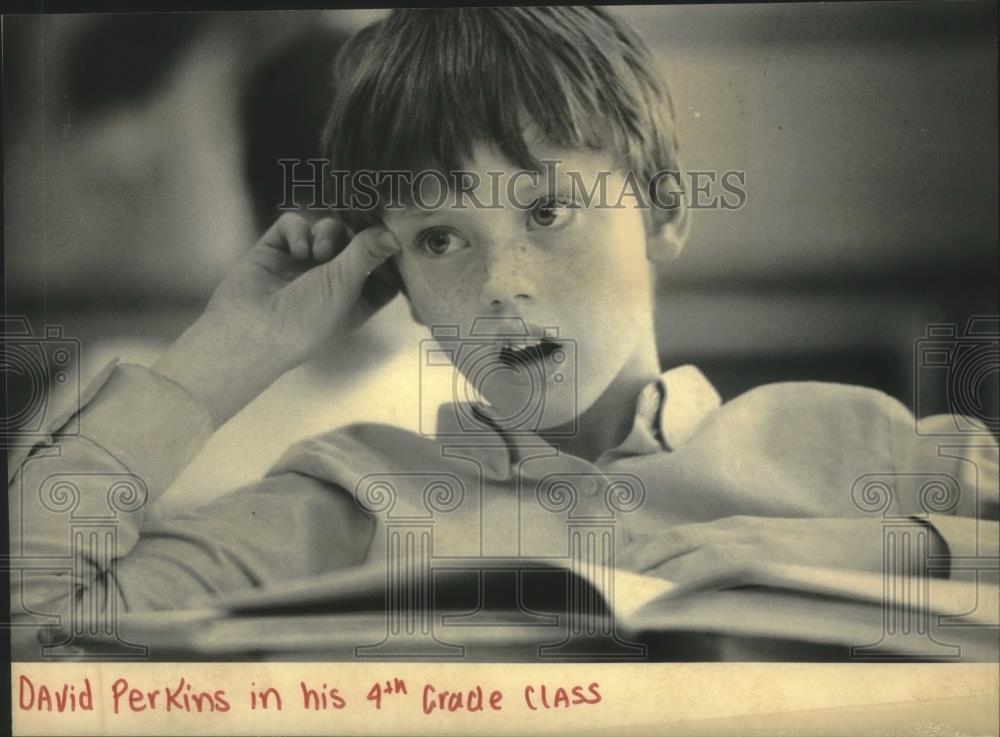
[563,237,639,305]
[595,220,653,299]
[403,261,482,325]
[546,258,589,306]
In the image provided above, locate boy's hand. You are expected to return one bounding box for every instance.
[153,214,401,427]
[616,516,925,585]
[205,213,401,360]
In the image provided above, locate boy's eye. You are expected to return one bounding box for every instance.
[416,228,470,257]
[529,197,577,229]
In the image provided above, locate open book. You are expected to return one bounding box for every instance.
[91,558,998,661]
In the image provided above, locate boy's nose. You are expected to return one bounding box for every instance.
[480,243,534,309]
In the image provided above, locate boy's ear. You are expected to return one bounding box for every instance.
[645,171,691,266]
[362,257,429,324]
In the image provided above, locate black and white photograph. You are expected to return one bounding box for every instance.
[4,2,999,735]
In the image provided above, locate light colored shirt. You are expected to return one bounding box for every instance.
[9,361,998,627]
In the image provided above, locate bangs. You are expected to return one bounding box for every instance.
[323,7,678,225]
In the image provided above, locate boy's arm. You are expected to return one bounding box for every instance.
[8,360,214,620]
[619,385,998,586]
[9,359,373,622]
[9,214,400,628]
[112,472,375,611]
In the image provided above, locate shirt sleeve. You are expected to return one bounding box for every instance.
[112,472,376,611]
[886,405,999,582]
[8,361,215,621]
[9,359,378,638]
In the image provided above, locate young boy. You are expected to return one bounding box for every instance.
[9,8,997,646]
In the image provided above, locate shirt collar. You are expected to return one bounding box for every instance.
[595,364,722,464]
[434,364,721,468]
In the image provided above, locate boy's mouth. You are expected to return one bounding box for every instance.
[497,337,562,370]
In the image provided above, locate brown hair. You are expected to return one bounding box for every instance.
[322,7,681,232]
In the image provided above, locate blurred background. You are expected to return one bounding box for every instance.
[4,3,998,512]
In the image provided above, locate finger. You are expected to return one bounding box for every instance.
[289,225,402,313]
[311,217,348,263]
[330,226,402,295]
[649,544,753,587]
[615,535,657,572]
[632,516,764,573]
[262,212,313,260]
[614,536,645,571]
[649,548,715,586]
[621,528,704,574]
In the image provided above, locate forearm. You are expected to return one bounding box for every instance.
[8,361,214,618]
[151,315,294,429]
[111,474,377,611]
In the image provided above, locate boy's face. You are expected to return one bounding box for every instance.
[384,142,659,431]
